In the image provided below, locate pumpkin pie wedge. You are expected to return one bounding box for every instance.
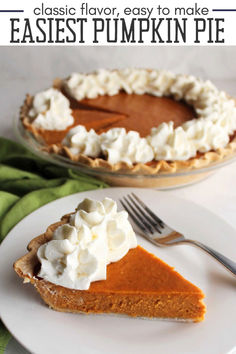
[43,110,127,146]
[14,216,206,322]
[21,95,127,146]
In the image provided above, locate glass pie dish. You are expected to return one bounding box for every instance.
[14,117,236,189]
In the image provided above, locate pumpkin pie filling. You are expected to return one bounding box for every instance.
[31,245,205,321]
[33,92,196,145]
[79,92,196,136]
[30,109,127,146]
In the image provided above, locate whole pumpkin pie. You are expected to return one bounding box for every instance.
[20,69,236,175]
[14,197,206,322]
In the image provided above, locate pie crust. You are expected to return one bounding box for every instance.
[14,213,206,321]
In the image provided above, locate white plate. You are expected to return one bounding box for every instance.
[0,188,236,354]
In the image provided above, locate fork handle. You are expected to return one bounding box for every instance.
[183,239,236,276]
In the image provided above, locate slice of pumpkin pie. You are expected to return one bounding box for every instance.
[14,197,206,322]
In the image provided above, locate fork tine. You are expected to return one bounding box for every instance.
[122,197,154,234]
[131,193,165,228]
[127,194,162,234]
[120,198,154,234]
[120,200,148,233]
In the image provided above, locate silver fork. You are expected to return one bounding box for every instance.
[120,193,236,277]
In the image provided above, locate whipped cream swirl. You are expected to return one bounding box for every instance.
[100,128,154,165]
[62,126,154,165]
[62,69,236,161]
[37,198,137,290]
[147,122,196,161]
[29,88,74,130]
[62,125,101,157]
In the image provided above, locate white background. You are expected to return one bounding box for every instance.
[0,46,236,353]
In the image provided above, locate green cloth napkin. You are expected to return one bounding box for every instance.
[0,137,108,353]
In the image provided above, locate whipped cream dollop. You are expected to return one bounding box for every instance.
[100,128,154,165]
[62,125,101,157]
[62,126,154,165]
[147,122,196,161]
[62,69,236,161]
[29,88,74,130]
[37,198,137,290]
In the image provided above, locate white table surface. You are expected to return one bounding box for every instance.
[1,74,236,354]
